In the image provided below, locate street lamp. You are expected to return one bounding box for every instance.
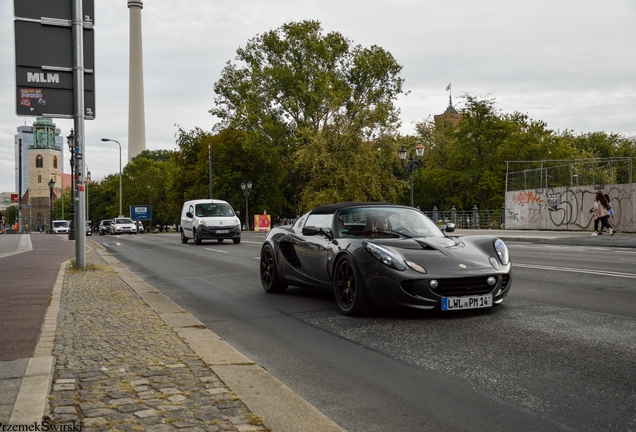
[398,144,424,207]
[67,130,76,240]
[208,143,213,200]
[48,178,55,234]
[85,166,91,228]
[101,138,123,216]
[240,180,252,231]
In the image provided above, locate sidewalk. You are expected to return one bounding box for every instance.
[0,237,343,431]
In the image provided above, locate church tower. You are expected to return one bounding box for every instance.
[26,117,62,230]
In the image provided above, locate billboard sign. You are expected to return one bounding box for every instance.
[130,205,152,221]
[14,0,95,118]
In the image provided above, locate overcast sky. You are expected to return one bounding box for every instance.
[2,0,635,193]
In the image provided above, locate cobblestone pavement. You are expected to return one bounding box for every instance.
[48,248,269,431]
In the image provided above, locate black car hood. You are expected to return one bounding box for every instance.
[366,236,495,270]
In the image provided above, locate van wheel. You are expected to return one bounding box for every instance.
[180,229,188,244]
[233,238,241,244]
[217,239,224,243]
[193,227,202,245]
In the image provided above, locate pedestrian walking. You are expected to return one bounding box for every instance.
[599,193,615,234]
[0,211,5,234]
[591,191,614,236]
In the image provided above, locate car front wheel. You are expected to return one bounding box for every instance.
[260,244,287,293]
[333,256,368,316]
[193,227,202,245]
[180,229,188,244]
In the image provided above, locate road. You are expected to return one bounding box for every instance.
[93,232,636,432]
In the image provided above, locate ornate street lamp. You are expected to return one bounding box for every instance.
[101,138,123,216]
[48,178,55,234]
[240,180,252,231]
[398,144,425,207]
[67,129,76,240]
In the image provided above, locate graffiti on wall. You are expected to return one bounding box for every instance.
[512,190,543,205]
[506,185,634,231]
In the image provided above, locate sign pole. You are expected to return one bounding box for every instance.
[72,0,86,269]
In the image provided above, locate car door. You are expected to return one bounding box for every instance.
[291,213,334,285]
[182,204,195,237]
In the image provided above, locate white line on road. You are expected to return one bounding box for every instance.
[204,248,229,253]
[514,263,636,279]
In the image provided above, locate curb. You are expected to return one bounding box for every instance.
[92,242,344,432]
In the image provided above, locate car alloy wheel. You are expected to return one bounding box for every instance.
[333,256,368,316]
[194,227,202,245]
[260,244,287,293]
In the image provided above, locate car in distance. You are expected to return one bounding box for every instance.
[98,219,112,235]
[260,202,512,316]
[86,223,92,236]
[112,217,137,235]
[180,199,241,244]
[52,220,69,234]
[134,220,145,234]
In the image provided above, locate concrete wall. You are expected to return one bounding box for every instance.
[505,183,636,232]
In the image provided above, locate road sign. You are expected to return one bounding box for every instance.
[14,20,94,70]
[14,0,94,23]
[14,0,95,119]
[131,206,152,221]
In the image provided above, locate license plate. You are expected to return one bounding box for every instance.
[215,229,229,234]
[442,294,492,311]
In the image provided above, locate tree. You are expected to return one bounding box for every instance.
[211,20,406,208]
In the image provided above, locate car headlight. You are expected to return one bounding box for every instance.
[365,243,406,271]
[494,239,509,265]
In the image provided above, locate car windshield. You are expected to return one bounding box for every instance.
[114,218,133,224]
[53,221,68,228]
[195,203,234,217]
[335,206,444,238]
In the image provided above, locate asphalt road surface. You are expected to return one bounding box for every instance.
[93,232,636,432]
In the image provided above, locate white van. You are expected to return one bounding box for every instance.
[52,220,70,234]
[180,199,241,245]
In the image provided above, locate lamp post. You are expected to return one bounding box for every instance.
[240,181,252,231]
[101,138,123,216]
[85,166,91,228]
[398,144,424,207]
[208,143,213,199]
[67,130,76,240]
[48,178,55,234]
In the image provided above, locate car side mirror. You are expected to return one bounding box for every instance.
[442,223,456,233]
[302,226,333,240]
[186,212,193,218]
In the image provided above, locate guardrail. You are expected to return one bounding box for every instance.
[423,205,505,229]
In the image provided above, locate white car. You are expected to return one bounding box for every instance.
[112,217,137,235]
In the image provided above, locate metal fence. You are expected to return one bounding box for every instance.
[423,205,505,230]
[506,158,634,192]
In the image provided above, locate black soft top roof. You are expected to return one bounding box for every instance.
[310,202,407,215]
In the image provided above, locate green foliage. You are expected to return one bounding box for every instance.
[211,20,406,210]
[413,94,636,211]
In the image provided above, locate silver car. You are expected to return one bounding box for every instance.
[112,217,137,235]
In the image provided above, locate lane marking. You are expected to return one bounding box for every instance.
[204,248,229,254]
[514,263,636,279]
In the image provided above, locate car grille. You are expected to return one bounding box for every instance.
[429,276,498,296]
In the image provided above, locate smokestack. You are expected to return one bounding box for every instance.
[127,0,146,161]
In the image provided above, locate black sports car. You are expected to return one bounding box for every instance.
[260,202,512,316]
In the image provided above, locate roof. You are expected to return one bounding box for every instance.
[311,202,406,214]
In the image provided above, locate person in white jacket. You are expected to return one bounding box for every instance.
[591,191,614,236]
